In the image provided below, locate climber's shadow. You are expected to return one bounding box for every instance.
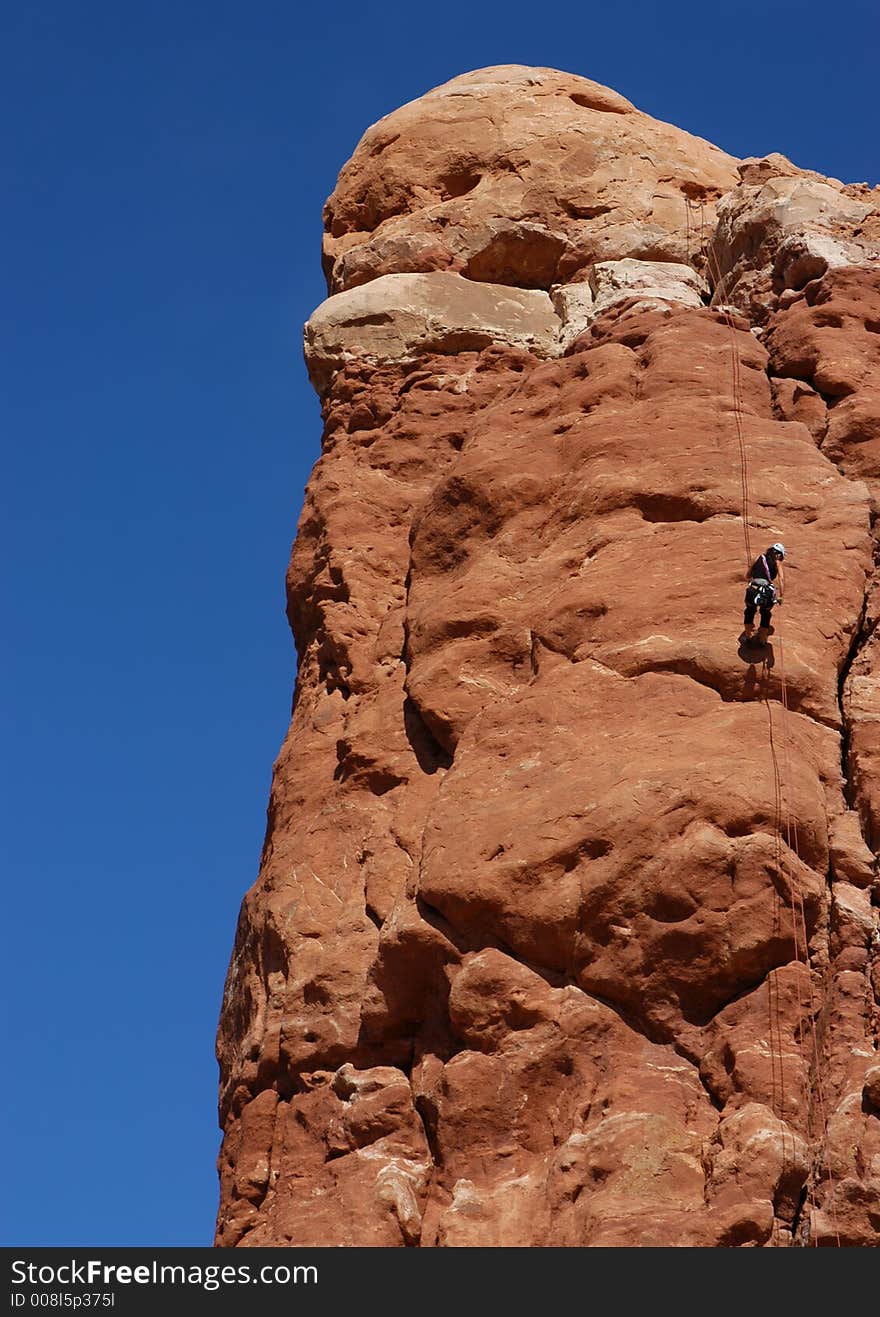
[738,633,774,699]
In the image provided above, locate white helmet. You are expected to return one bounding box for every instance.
[771,542,786,559]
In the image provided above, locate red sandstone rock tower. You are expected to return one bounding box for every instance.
[216,66,880,1247]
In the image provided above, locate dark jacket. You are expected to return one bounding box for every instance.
[749,553,778,582]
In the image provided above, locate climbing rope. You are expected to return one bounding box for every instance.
[697,204,754,574]
[689,195,841,1245]
[777,636,843,1246]
[761,655,819,1242]
[754,605,815,1236]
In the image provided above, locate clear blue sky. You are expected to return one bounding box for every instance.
[3,0,877,1247]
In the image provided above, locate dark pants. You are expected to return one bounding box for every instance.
[744,583,773,629]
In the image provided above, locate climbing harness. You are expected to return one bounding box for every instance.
[747,579,777,611]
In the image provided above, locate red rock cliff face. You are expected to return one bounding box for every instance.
[216,66,880,1247]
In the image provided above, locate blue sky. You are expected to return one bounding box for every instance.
[3,0,877,1247]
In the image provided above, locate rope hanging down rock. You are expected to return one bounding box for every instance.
[688,196,841,1246]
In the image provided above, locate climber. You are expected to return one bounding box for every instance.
[742,543,785,643]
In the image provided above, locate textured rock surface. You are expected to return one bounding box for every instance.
[217,67,880,1247]
[708,155,880,322]
[304,272,560,393]
[553,258,705,349]
[321,65,739,295]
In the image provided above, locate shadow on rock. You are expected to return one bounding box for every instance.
[737,635,774,699]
